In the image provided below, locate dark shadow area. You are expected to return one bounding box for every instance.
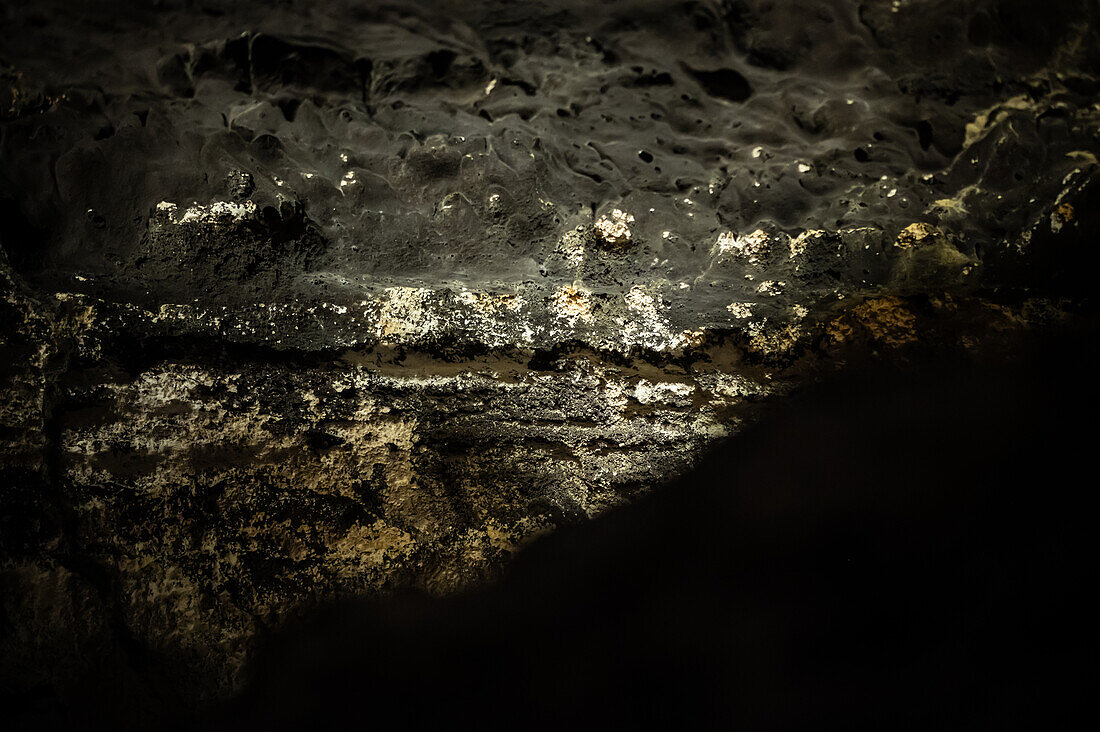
[190,327,1094,730]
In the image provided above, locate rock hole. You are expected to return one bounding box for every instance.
[276,98,301,122]
[427,49,457,79]
[684,66,752,103]
[85,209,106,229]
[916,120,934,150]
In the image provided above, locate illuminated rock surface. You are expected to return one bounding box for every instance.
[1,0,1098,719]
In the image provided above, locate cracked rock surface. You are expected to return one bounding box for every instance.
[2,0,1098,719]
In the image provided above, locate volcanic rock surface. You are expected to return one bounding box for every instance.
[2,0,1098,719]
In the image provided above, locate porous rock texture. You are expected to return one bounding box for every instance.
[2,0,1098,718]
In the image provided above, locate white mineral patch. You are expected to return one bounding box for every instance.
[633,379,694,406]
[696,372,770,400]
[727,302,755,318]
[756,280,784,295]
[559,229,587,267]
[455,289,523,316]
[625,286,656,313]
[788,229,825,259]
[714,229,770,264]
[621,286,677,350]
[745,317,803,355]
[669,329,705,350]
[594,208,634,246]
[549,284,594,323]
[158,200,257,224]
[374,287,438,340]
[339,170,358,190]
